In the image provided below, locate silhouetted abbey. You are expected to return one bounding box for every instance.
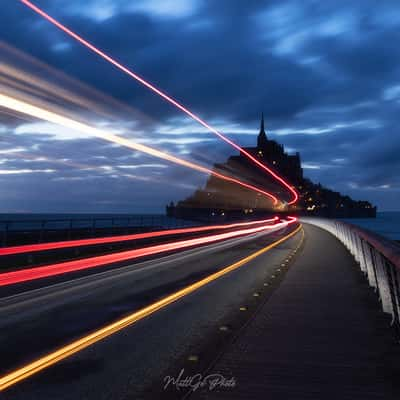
[167,114,376,219]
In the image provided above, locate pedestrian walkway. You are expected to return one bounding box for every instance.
[195,224,400,400]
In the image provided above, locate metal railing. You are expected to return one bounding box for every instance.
[301,218,400,331]
[0,215,201,247]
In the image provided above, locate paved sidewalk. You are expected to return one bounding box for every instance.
[194,224,400,400]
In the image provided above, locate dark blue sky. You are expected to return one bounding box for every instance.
[0,0,399,212]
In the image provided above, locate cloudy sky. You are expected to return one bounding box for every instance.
[1,0,399,213]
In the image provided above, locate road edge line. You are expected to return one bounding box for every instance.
[0,224,301,391]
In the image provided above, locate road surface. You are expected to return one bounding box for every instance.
[0,224,301,399]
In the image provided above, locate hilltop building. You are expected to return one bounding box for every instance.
[167,114,376,219]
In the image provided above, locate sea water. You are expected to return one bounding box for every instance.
[342,212,400,241]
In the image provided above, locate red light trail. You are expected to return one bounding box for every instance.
[0,218,297,286]
[0,217,277,256]
[19,0,298,205]
[0,225,301,392]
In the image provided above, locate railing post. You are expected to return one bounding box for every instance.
[372,250,393,315]
[3,222,9,247]
[349,230,355,256]
[368,245,380,291]
[39,220,45,243]
[349,229,354,253]
[344,227,351,250]
[361,241,377,289]
[340,224,345,243]
[389,262,400,334]
[358,237,368,274]
[352,231,358,258]
[68,219,73,240]
[354,235,362,265]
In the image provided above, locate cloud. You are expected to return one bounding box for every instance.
[0,0,399,211]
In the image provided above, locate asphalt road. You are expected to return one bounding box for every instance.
[0,223,301,399]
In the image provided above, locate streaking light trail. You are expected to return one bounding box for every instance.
[19,0,298,205]
[0,217,277,256]
[0,218,297,286]
[0,93,279,204]
[0,225,301,391]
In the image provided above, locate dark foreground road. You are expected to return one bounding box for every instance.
[0,224,301,399]
[3,223,397,400]
[193,223,400,400]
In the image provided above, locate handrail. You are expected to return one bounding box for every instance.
[345,224,400,268]
[301,217,400,332]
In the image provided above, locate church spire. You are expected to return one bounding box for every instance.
[257,112,268,149]
[260,112,265,135]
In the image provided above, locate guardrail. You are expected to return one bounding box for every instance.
[0,215,201,247]
[301,218,400,332]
